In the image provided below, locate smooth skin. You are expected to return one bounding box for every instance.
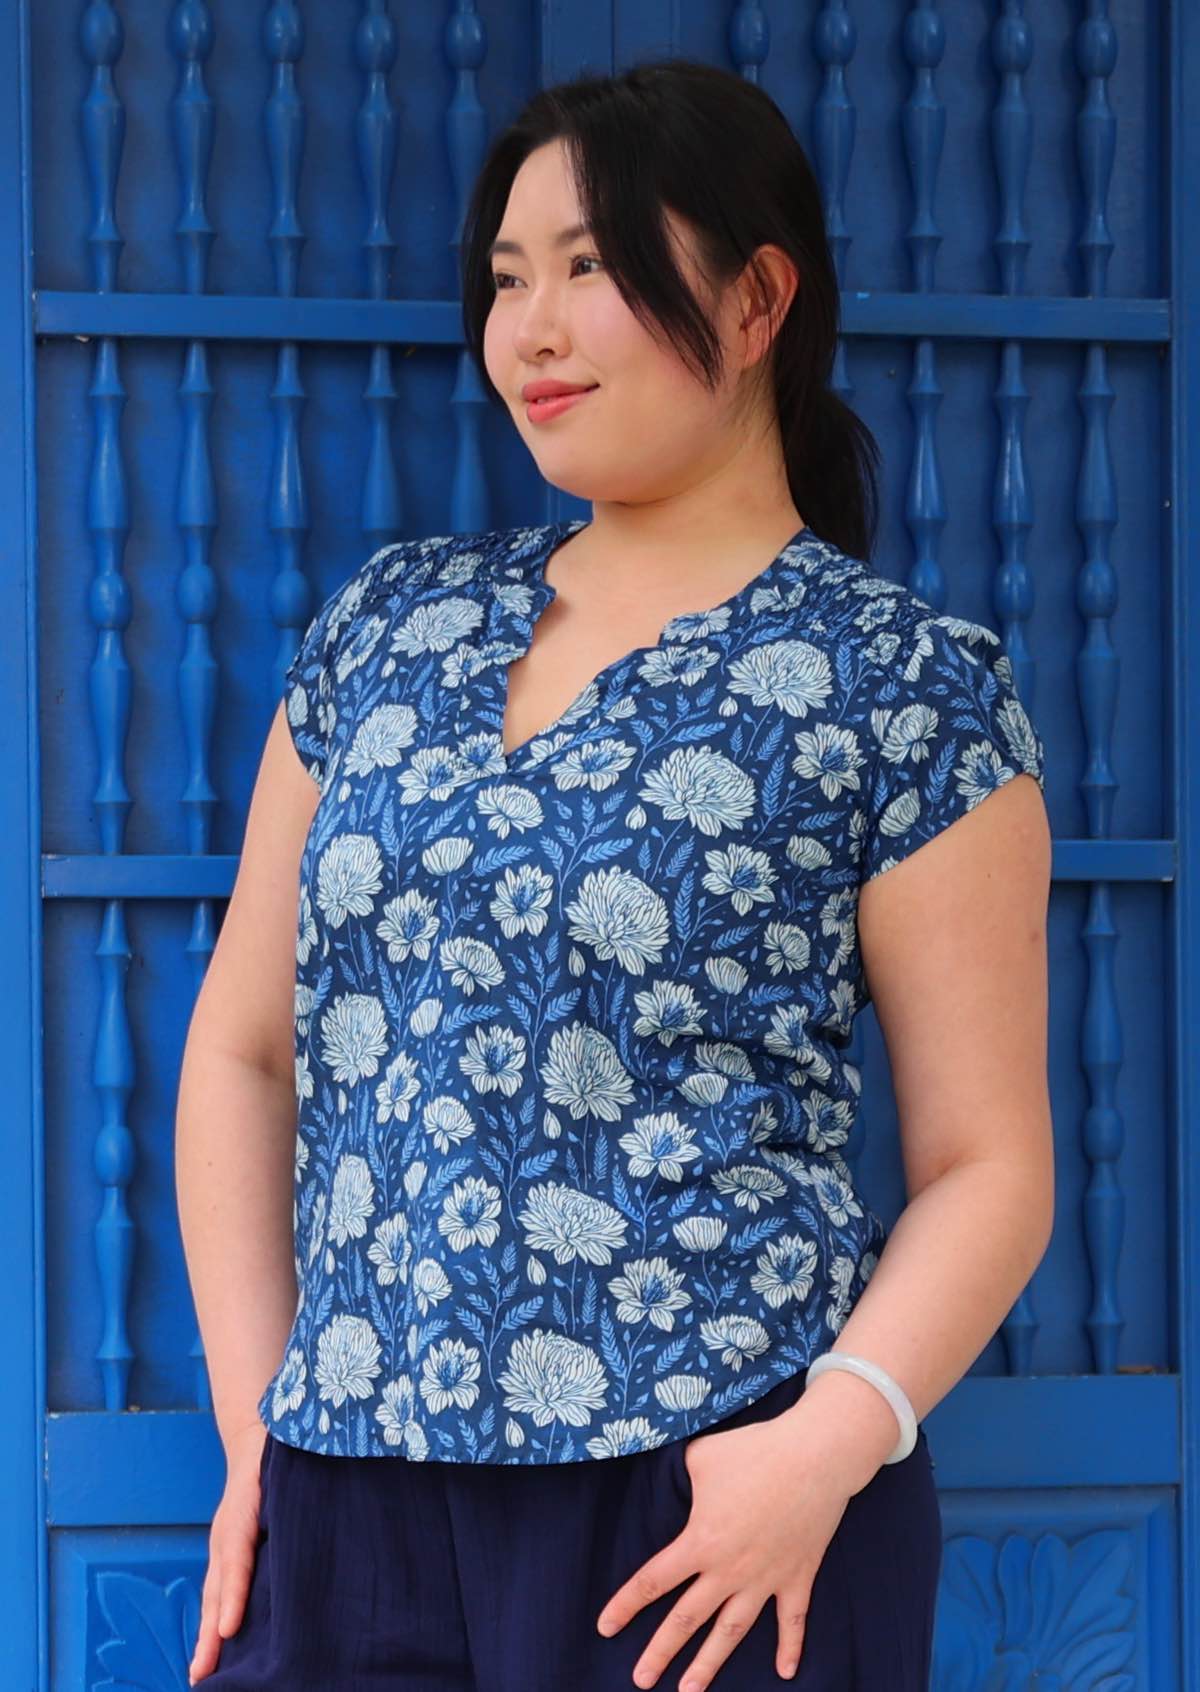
[179,703,320,1685]
[179,133,1054,1689]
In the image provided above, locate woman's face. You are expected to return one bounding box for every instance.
[482,138,760,505]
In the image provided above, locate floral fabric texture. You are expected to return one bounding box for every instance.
[258,519,1046,1463]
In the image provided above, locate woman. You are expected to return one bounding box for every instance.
[179,58,1053,1692]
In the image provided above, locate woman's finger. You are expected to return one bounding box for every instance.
[595,1531,697,1636]
[628,1573,736,1689]
[188,1567,224,1683]
[774,1585,810,1680]
[188,1483,264,1683]
[217,1547,256,1638]
[667,1589,771,1692]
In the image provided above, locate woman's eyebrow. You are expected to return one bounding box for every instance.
[488,223,592,259]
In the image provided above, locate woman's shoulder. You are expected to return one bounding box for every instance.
[812,551,1015,690]
[343,522,549,625]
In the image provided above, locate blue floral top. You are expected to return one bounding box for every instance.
[257,518,1046,1463]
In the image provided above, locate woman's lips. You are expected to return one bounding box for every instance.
[525,386,598,423]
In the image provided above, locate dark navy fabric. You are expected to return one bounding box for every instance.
[258,519,1045,1463]
[209,1367,942,1690]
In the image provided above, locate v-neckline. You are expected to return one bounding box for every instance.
[495,516,819,771]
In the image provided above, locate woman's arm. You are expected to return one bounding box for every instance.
[174,702,319,1452]
[775,769,1056,1481]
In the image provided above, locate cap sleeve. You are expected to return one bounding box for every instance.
[282,540,421,785]
[859,612,1047,884]
[282,581,345,786]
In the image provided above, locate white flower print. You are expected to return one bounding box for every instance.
[653,1373,713,1412]
[490,863,554,938]
[375,1049,421,1124]
[419,1337,483,1413]
[704,955,748,993]
[631,981,705,1045]
[819,889,857,974]
[785,833,833,871]
[617,1113,702,1181]
[319,993,390,1085]
[458,1022,527,1095]
[749,1233,819,1307]
[438,1175,504,1251]
[698,1314,772,1371]
[475,783,544,838]
[607,1256,692,1330]
[763,921,811,975]
[541,1021,635,1119]
[367,1212,413,1286]
[316,833,384,928]
[422,835,473,874]
[549,737,637,791]
[455,730,508,779]
[585,1418,671,1458]
[565,866,671,975]
[801,1090,854,1152]
[497,1329,610,1427]
[410,996,443,1035]
[701,843,777,914]
[410,1256,453,1315]
[296,884,318,965]
[709,1164,789,1212]
[314,1314,382,1406]
[392,595,485,656]
[267,1346,308,1421]
[398,746,469,803]
[690,1040,756,1081]
[286,675,313,734]
[305,1190,326,1267]
[876,698,939,769]
[345,702,419,774]
[327,1154,375,1246]
[375,1375,430,1457]
[516,1181,629,1265]
[725,638,834,717]
[336,613,386,679]
[802,1163,866,1227]
[791,720,866,800]
[660,604,735,642]
[763,1002,822,1067]
[825,1253,857,1335]
[422,1094,476,1153]
[671,1216,728,1253]
[638,745,757,837]
[635,643,720,687]
[955,739,1017,806]
[438,934,505,995]
[378,889,440,963]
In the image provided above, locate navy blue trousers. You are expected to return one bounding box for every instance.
[201,1368,942,1690]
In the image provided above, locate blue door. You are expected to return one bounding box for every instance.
[3,2,1193,1686]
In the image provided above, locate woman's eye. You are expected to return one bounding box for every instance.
[491,254,603,291]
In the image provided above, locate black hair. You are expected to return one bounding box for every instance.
[459,57,881,561]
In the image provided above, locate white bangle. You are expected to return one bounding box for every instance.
[804,1351,918,1464]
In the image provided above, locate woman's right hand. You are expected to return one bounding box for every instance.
[188,1422,269,1685]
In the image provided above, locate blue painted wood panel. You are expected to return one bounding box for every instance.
[0,0,1191,1686]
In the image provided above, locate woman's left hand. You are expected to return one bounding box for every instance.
[593,1409,865,1690]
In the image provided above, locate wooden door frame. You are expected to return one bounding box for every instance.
[0,3,1195,1688]
[1170,0,1200,1684]
[0,0,45,1685]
